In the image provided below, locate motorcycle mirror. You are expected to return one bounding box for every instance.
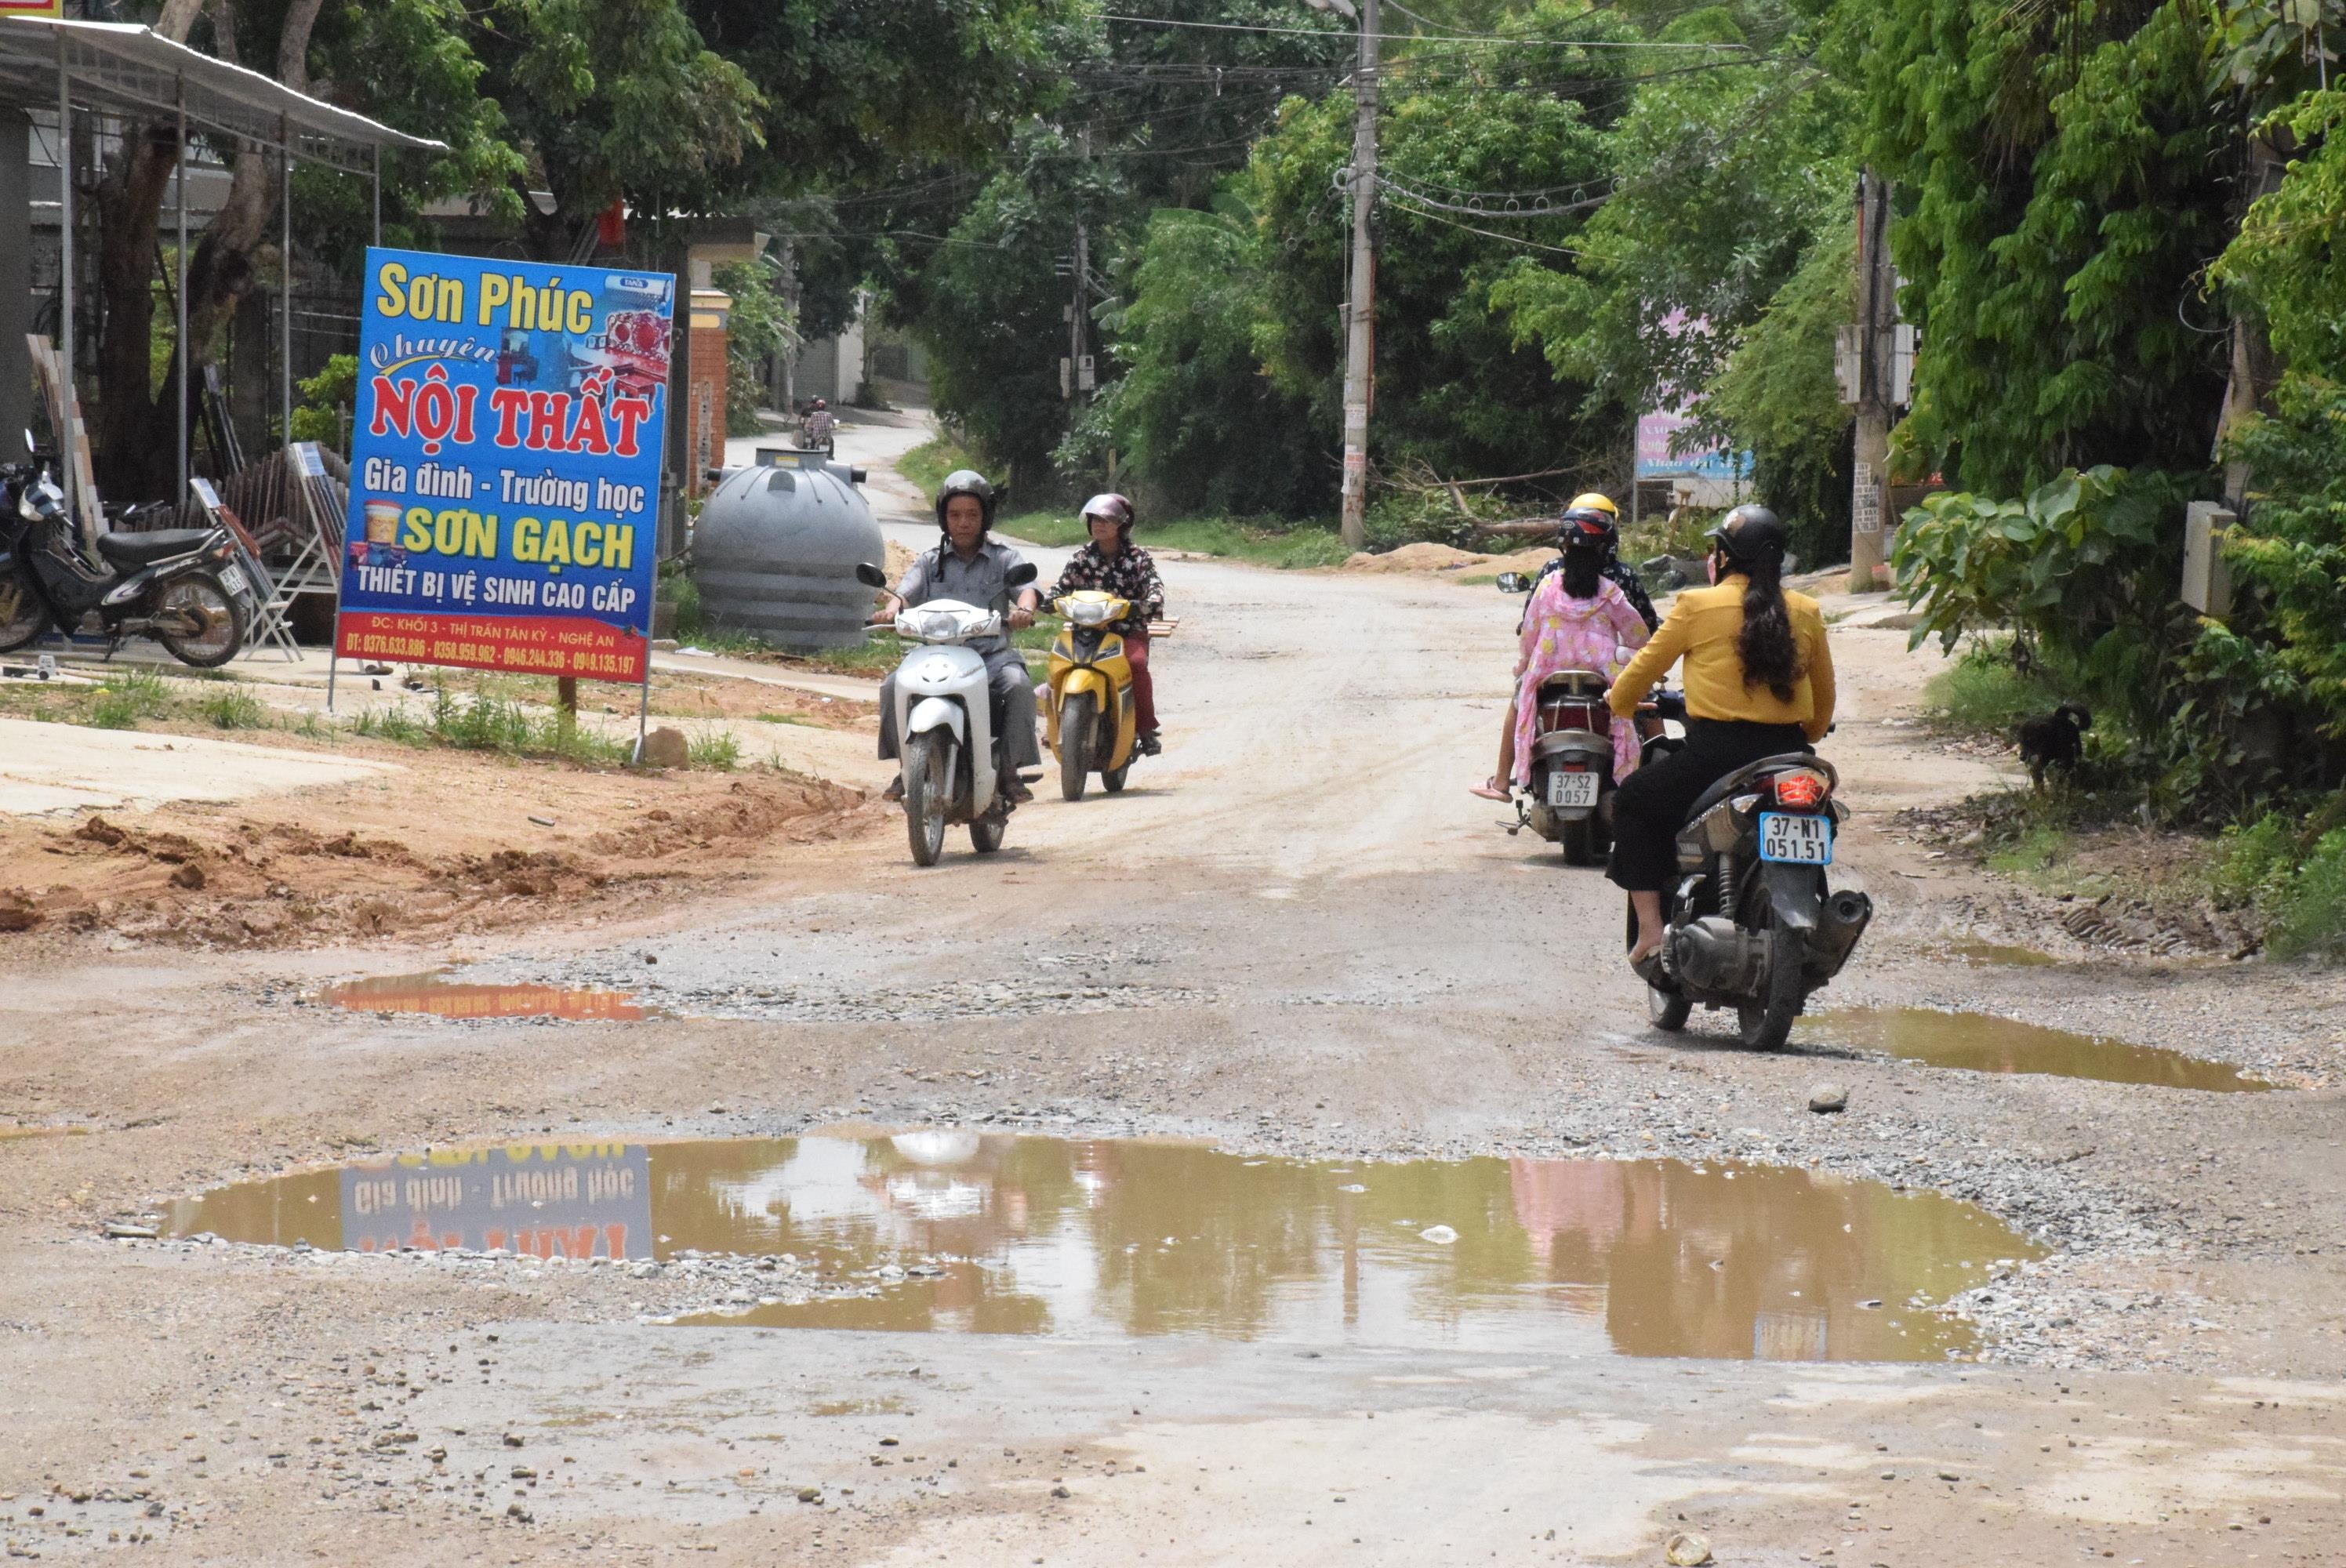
[852,561,888,590]
[1005,562,1040,588]
[1494,572,1531,593]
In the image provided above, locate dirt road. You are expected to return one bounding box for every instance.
[3,417,2343,1564]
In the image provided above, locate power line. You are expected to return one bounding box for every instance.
[1375,170,1611,206]
[1377,191,1589,255]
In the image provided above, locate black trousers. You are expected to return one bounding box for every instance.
[1607,719,1812,894]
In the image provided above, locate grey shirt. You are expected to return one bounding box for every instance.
[894,535,1032,658]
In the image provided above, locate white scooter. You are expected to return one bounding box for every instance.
[856,560,1039,866]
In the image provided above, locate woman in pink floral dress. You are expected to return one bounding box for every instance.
[1471,544,1651,800]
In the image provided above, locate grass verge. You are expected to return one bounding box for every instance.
[1919,637,2064,735]
[2216,811,2346,959]
[898,434,975,498]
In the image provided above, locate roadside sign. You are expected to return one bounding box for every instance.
[335,247,674,685]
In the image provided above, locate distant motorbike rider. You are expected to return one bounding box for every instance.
[873,470,1042,803]
[1471,491,1658,800]
[1604,504,1836,971]
[802,397,836,447]
[1045,492,1167,756]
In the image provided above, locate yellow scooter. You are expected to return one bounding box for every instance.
[1044,589,1138,800]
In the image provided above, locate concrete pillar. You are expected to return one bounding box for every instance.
[0,108,28,452]
[685,288,731,495]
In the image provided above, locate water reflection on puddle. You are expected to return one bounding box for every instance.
[1937,939,2061,967]
[1804,1008,2268,1092]
[321,972,652,1022]
[165,1132,2039,1363]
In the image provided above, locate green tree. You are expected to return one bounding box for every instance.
[1241,35,1626,498]
[472,0,765,260]
[713,261,794,435]
[91,0,521,499]
[1861,0,2236,495]
[912,125,1131,487]
[1081,194,1325,515]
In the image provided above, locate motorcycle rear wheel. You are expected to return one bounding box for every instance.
[1629,897,1691,1030]
[1559,815,1596,866]
[902,732,952,866]
[969,811,1006,853]
[1737,900,1806,1051]
[0,573,45,652]
[154,574,245,668]
[1101,761,1128,793]
[1058,691,1093,801]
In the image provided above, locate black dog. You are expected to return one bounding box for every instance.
[2017,703,2091,788]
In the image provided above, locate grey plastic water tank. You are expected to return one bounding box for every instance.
[691,452,883,651]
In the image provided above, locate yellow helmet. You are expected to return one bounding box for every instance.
[1565,492,1620,518]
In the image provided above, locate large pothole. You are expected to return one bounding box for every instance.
[165,1131,2041,1363]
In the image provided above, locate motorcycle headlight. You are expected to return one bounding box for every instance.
[1066,598,1116,626]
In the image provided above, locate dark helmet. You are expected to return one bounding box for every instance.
[1080,492,1135,539]
[1707,503,1789,567]
[935,468,999,532]
[1558,490,1621,556]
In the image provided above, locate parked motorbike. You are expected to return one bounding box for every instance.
[1634,693,1873,1050]
[0,452,251,666]
[1044,588,1151,800]
[855,559,1040,866]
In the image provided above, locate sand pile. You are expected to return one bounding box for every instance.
[1341,543,1556,575]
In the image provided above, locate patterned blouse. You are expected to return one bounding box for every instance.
[1048,541,1166,633]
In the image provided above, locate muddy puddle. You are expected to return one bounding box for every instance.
[166,1132,2039,1363]
[1803,1007,2268,1092]
[1938,938,2061,967]
[0,1124,89,1143]
[321,971,653,1022]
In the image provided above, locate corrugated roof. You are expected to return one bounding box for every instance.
[0,16,446,172]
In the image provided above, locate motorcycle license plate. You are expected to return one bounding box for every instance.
[1546,769,1599,809]
[1759,811,1832,864]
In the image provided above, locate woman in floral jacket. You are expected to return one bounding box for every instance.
[1471,539,1651,800]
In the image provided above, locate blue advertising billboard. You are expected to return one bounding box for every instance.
[335,247,674,684]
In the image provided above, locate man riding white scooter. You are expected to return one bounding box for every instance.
[873,470,1042,804]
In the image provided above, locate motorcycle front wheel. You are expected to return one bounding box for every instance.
[902,731,952,866]
[1058,691,1093,801]
[0,570,45,652]
[154,574,245,668]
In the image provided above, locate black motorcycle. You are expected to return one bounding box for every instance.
[1633,695,1873,1050]
[1,457,252,668]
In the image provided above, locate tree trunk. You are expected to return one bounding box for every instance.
[2221,136,2288,510]
[92,0,324,499]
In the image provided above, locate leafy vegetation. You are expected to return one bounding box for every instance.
[1919,639,2064,738]
[2220,812,2346,959]
[86,671,175,731]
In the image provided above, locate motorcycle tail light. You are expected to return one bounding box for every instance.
[1771,768,1830,809]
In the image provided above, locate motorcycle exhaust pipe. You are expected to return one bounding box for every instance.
[1808,890,1874,980]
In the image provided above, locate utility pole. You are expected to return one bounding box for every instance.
[1066,125,1094,405]
[1846,169,1894,593]
[1338,0,1378,551]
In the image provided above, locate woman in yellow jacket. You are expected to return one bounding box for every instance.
[1604,505,1836,969]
